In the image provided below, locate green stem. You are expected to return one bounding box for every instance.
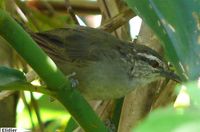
[0,82,54,95]
[30,92,44,132]
[0,9,108,131]
[0,12,67,90]
[65,117,78,132]
[21,92,35,131]
[112,98,124,129]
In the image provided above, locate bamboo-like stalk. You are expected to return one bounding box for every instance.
[0,9,108,132]
[99,8,135,32]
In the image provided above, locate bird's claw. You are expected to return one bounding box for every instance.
[67,72,79,88]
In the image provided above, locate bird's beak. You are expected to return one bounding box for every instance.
[159,70,181,83]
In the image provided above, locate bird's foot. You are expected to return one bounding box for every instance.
[104,119,116,132]
[67,72,79,88]
[49,72,79,102]
[70,78,79,88]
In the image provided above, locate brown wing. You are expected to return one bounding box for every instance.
[31,26,124,63]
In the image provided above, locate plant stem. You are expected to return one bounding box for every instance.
[0,9,108,131]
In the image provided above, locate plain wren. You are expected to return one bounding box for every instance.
[30,26,180,100]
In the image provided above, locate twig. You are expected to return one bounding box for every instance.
[21,91,35,131]
[40,0,55,16]
[0,82,54,96]
[15,0,41,31]
[64,0,79,25]
[99,8,135,32]
[31,92,44,132]
[97,0,119,37]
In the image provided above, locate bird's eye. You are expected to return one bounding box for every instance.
[150,61,159,68]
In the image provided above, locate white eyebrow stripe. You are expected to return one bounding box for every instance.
[137,53,163,64]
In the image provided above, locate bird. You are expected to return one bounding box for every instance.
[30,26,180,100]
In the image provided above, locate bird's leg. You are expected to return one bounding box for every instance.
[67,72,79,88]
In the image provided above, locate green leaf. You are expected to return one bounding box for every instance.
[0,66,26,86]
[0,66,53,95]
[126,0,200,80]
[134,108,200,132]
